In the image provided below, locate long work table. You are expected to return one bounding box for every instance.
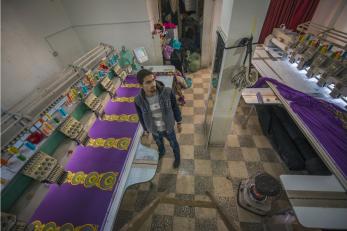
[251,45,347,230]
[29,75,158,231]
[252,45,347,190]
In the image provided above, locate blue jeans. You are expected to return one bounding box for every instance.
[152,130,180,161]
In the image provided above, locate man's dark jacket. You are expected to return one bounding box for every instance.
[134,81,182,134]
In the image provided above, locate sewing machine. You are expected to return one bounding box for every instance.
[330,75,347,98]
[306,52,330,78]
[316,59,346,88]
[288,34,314,63]
[296,42,321,70]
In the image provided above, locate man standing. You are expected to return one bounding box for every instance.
[135,69,182,168]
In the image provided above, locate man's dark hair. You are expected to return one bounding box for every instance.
[137,69,153,84]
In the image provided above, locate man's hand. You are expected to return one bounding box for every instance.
[141,131,150,147]
[177,123,182,133]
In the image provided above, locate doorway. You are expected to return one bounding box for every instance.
[158,0,204,73]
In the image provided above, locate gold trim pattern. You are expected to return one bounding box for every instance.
[102,114,138,123]
[122,83,140,88]
[318,98,347,130]
[111,97,135,103]
[86,137,131,150]
[64,171,118,191]
[32,220,98,231]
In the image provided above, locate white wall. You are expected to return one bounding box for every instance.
[311,0,347,32]
[332,2,347,32]
[1,0,85,110]
[201,0,233,67]
[208,0,270,145]
[223,0,269,69]
[2,0,162,110]
[220,0,234,37]
[201,0,214,67]
[61,0,161,65]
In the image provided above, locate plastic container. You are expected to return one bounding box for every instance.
[24,142,36,150]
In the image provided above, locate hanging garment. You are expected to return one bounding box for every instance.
[163,44,174,60]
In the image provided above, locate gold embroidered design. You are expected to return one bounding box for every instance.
[111,97,135,103]
[119,71,127,80]
[102,114,138,123]
[122,83,140,88]
[318,99,347,130]
[86,137,131,150]
[32,220,98,231]
[65,171,118,191]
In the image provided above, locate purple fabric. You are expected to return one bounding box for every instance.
[103,101,136,115]
[30,73,141,228]
[88,119,138,138]
[116,87,140,97]
[253,77,347,178]
[30,182,114,227]
[123,75,138,84]
[65,146,128,172]
[30,148,129,227]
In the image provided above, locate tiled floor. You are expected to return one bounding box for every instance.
[114,69,318,231]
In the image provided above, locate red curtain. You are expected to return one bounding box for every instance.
[288,0,320,29]
[258,0,320,43]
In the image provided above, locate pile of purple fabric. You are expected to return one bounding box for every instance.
[253,77,347,178]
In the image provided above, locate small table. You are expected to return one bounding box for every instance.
[241,88,281,127]
[280,175,347,230]
[252,45,347,189]
[144,65,176,73]
[144,65,175,88]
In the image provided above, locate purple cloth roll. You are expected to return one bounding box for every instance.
[253,77,347,178]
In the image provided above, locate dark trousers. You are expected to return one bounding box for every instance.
[152,130,180,161]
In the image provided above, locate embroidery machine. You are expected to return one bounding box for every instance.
[1,212,34,231]
[296,40,321,70]
[306,49,331,78]
[288,34,313,63]
[1,45,174,230]
[266,21,347,100]
[84,93,105,116]
[21,152,67,185]
[59,116,89,145]
[252,23,347,229]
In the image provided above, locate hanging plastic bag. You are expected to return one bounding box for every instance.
[185,77,192,88]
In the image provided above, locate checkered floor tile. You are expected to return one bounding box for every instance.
[114,69,319,231]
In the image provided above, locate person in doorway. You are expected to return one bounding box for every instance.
[134,69,182,168]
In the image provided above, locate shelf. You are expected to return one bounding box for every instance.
[242,88,281,105]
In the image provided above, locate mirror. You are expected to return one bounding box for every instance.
[204,31,225,147]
